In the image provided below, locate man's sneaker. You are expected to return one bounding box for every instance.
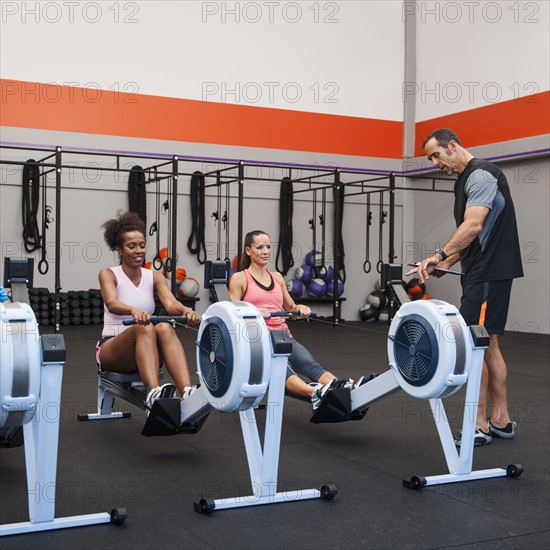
[454,426,492,447]
[182,385,197,400]
[310,378,339,411]
[145,383,177,415]
[488,420,516,439]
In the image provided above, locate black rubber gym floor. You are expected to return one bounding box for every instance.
[1,320,549,549]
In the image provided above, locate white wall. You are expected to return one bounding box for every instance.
[412,0,550,119]
[1,0,405,120]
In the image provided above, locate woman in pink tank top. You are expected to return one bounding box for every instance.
[97,211,202,413]
[229,230,360,411]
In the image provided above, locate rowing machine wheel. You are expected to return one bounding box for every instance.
[403,476,427,490]
[320,484,338,500]
[194,499,216,514]
[506,464,523,478]
[110,508,127,525]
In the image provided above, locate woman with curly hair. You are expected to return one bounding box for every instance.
[97,210,201,413]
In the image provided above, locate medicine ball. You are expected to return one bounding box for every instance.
[406,278,426,300]
[308,278,326,298]
[159,247,179,267]
[172,265,187,284]
[228,268,238,282]
[287,279,304,298]
[295,264,313,284]
[314,265,327,279]
[178,277,199,298]
[326,279,344,297]
[367,290,386,309]
[359,304,379,322]
[305,250,322,267]
[378,307,389,323]
[320,265,334,282]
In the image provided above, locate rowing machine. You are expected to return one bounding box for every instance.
[194,300,337,513]
[313,263,523,487]
[0,290,125,535]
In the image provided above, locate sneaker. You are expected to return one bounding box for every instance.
[454,426,492,447]
[182,385,197,400]
[352,375,372,390]
[145,383,177,415]
[310,378,339,411]
[488,420,516,439]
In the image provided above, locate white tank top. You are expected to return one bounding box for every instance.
[102,266,156,337]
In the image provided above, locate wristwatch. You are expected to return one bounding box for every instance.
[434,248,448,261]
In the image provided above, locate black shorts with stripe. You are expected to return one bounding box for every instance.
[459,279,513,335]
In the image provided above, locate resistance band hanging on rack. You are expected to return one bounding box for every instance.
[187,171,207,265]
[211,171,222,260]
[222,174,231,263]
[317,188,327,278]
[377,190,387,273]
[128,165,147,228]
[38,169,53,275]
[22,160,41,253]
[22,159,52,274]
[309,189,318,269]
[363,193,373,274]
[333,185,346,283]
[163,177,173,273]
[275,176,294,276]
[148,168,164,270]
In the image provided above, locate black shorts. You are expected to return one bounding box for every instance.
[460,280,513,335]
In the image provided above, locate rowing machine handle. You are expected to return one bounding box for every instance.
[122,315,187,326]
[270,311,318,318]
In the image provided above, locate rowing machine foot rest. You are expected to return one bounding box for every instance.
[178,412,211,435]
[141,398,212,436]
[142,398,182,436]
[346,406,369,421]
[310,387,353,424]
[0,426,24,448]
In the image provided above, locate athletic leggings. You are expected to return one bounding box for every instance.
[286,339,326,382]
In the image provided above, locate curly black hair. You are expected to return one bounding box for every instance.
[101,210,146,251]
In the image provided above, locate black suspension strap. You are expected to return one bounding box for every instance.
[377,190,387,273]
[319,188,327,274]
[212,171,222,260]
[333,184,346,283]
[309,188,317,255]
[38,171,52,275]
[149,168,163,270]
[363,192,372,273]
[128,165,147,228]
[223,174,230,262]
[21,160,41,253]
[163,177,172,273]
[187,171,207,264]
[275,176,294,276]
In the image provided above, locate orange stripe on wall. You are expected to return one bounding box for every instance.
[0,79,403,158]
[415,91,550,156]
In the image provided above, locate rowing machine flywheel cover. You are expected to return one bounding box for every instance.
[0,302,41,428]
[196,301,271,412]
[387,300,472,399]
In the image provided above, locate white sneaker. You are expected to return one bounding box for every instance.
[145,383,176,415]
[182,385,197,400]
[310,378,339,410]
